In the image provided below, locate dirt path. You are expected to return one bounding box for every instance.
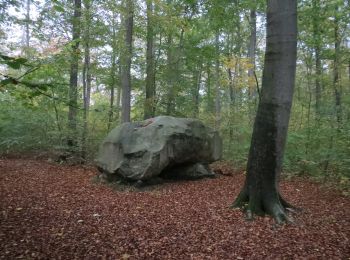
[0,159,349,259]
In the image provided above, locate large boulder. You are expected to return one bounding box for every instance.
[96,116,222,181]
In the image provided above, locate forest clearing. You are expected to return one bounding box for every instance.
[1,158,349,259]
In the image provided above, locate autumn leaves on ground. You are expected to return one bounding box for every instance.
[0,158,349,259]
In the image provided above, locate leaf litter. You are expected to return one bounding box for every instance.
[0,158,349,259]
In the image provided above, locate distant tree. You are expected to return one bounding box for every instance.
[232,0,298,223]
[81,0,92,159]
[214,32,221,130]
[108,11,120,130]
[67,0,82,150]
[144,0,156,119]
[165,5,175,116]
[120,0,134,123]
[25,0,31,51]
[247,6,256,98]
[332,4,342,130]
[312,0,322,118]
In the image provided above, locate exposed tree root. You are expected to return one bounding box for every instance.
[279,195,302,213]
[231,189,298,224]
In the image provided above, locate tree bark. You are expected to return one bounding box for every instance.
[108,62,115,131]
[116,61,122,119]
[82,0,92,159]
[228,67,236,145]
[25,0,30,51]
[193,62,202,118]
[165,2,185,116]
[67,0,82,150]
[333,14,342,130]
[312,0,322,119]
[108,12,118,130]
[166,32,174,116]
[144,0,156,119]
[247,9,256,98]
[121,0,134,123]
[206,63,213,113]
[315,46,322,117]
[232,0,298,223]
[214,32,221,130]
[305,59,312,156]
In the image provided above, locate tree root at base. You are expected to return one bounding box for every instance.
[230,191,299,224]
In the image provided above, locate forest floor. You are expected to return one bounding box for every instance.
[0,158,349,259]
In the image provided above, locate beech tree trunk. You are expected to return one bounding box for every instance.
[206,63,213,113]
[166,32,175,115]
[165,31,184,116]
[82,0,91,159]
[144,0,156,119]
[214,32,221,130]
[67,0,81,150]
[228,67,236,145]
[193,62,202,118]
[165,2,185,116]
[333,14,342,130]
[108,12,118,130]
[232,0,297,223]
[108,47,116,130]
[116,62,122,118]
[108,56,115,131]
[312,0,322,119]
[247,8,256,97]
[121,0,134,123]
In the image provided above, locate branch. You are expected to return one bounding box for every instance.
[253,70,260,101]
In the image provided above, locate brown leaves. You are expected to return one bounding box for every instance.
[211,161,238,176]
[0,159,349,259]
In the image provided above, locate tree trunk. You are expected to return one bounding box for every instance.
[214,32,221,130]
[228,68,235,105]
[165,29,184,116]
[165,0,173,116]
[315,46,322,117]
[193,62,202,118]
[165,2,185,116]
[166,32,174,115]
[312,0,322,119]
[144,0,156,119]
[232,0,298,223]
[108,13,118,130]
[50,87,63,142]
[67,0,82,150]
[108,52,116,131]
[228,67,235,145]
[116,61,122,119]
[247,9,256,97]
[206,63,213,113]
[305,59,312,156]
[82,0,92,159]
[121,0,134,123]
[25,0,30,51]
[233,13,243,108]
[333,15,342,130]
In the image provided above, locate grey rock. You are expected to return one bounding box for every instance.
[162,163,216,180]
[96,116,222,181]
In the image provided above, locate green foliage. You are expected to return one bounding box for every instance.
[0,54,28,70]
